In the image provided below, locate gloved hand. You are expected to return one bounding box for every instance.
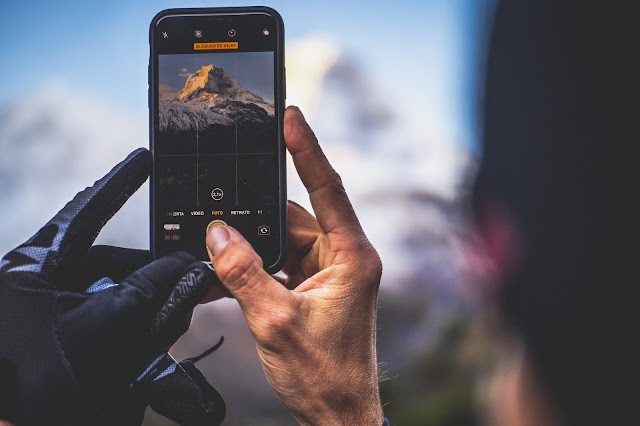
[0,148,224,425]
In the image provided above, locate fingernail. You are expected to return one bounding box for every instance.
[207,225,230,255]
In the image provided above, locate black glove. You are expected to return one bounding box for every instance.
[0,148,224,425]
[0,352,18,424]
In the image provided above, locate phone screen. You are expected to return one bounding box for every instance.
[151,10,285,268]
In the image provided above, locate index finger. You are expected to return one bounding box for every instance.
[0,149,151,277]
[284,106,363,236]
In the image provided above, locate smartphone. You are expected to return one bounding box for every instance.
[149,7,286,272]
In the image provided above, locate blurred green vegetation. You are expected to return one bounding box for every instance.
[379,317,480,426]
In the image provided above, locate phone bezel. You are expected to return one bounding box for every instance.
[148,7,287,273]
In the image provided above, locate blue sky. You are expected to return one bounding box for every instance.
[0,0,490,150]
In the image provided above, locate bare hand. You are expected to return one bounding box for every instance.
[205,106,384,425]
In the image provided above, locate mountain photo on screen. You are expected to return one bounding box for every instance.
[158,52,275,155]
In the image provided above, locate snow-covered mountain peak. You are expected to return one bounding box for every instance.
[159,64,274,133]
[179,65,239,101]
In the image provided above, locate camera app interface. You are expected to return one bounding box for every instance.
[154,22,279,263]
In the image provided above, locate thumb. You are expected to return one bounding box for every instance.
[118,251,196,307]
[206,225,291,316]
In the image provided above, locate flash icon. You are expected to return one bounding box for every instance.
[162,32,168,39]
[194,30,203,38]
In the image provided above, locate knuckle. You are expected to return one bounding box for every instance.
[352,245,383,288]
[330,172,346,193]
[259,307,298,347]
[370,250,384,281]
[215,248,263,288]
[266,308,296,334]
[311,170,344,195]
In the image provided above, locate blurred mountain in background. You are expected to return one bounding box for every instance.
[0,36,478,425]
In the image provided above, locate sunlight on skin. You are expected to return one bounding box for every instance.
[486,346,562,426]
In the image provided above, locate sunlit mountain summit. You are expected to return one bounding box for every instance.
[159,64,274,134]
[178,65,268,107]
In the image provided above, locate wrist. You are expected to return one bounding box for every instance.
[295,398,383,426]
[294,372,383,426]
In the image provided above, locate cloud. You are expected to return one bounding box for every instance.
[0,84,148,253]
[178,68,192,78]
